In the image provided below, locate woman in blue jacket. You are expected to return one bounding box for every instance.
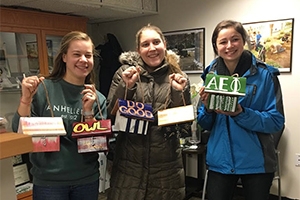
[197,20,285,200]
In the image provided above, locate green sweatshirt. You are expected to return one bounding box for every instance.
[12,78,107,186]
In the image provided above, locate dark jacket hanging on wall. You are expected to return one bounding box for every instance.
[96,33,123,97]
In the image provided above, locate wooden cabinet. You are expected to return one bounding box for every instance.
[0,7,87,77]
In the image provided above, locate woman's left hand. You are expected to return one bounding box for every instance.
[215,104,243,116]
[81,84,97,112]
[169,73,187,91]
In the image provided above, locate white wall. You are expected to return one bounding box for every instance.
[89,0,300,198]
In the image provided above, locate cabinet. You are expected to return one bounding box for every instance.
[182,145,206,200]
[0,7,87,90]
[101,0,157,12]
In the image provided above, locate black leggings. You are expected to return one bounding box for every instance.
[207,170,274,200]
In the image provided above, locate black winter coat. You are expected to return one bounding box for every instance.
[107,51,191,200]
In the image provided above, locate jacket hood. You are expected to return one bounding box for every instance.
[118,50,180,67]
[119,51,142,67]
[166,50,180,64]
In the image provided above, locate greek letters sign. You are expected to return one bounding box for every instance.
[204,73,246,96]
[204,74,247,112]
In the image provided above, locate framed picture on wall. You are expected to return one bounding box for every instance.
[243,18,294,73]
[164,28,205,74]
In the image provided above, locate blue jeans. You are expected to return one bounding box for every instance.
[33,180,99,200]
[207,170,274,200]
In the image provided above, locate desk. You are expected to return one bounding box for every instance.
[182,144,206,200]
[17,190,32,200]
[0,132,33,200]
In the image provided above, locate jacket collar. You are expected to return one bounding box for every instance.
[203,50,260,79]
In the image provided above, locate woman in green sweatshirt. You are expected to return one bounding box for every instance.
[12,31,107,200]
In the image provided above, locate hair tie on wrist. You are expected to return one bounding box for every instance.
[84,115,94,119]
[20,97,31,105]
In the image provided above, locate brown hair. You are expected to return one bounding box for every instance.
[136,24,182,74]
[47,31,98,84]
[211,20,249,55]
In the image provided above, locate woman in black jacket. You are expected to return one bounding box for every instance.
[107,24,191,200]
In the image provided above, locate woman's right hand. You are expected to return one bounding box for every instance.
[122,66,141,89]
[20,75,44,104]
[199,86,213,113]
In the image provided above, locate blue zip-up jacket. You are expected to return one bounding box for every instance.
[197,53,285,174]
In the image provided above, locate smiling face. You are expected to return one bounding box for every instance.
[137,29,166,69]
[215,27,245,64]
[62,39,94,85]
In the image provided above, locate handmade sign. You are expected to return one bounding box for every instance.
[204,73,246,112]
[158,86,195,127]
[111,99,154,135]
[72,119,112,153]
[158,104,194,126]
[18,117,66,152]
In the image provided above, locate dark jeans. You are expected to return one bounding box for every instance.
[33,180,99,200]
[207,170,274,200]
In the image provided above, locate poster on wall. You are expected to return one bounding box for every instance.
[243,18,294,73]
[164,28,205,74]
